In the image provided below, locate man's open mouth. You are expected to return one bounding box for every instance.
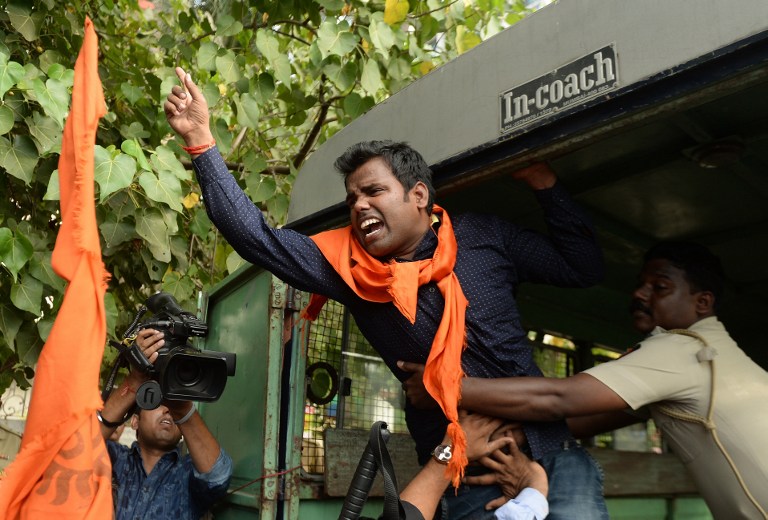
[360,217,383,237]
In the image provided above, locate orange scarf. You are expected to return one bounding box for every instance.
[303,204,469,486]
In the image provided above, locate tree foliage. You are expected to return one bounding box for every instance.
[0,0,529,395]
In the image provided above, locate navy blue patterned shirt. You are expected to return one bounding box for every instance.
[107,440,232,520]
[192,148,604,462]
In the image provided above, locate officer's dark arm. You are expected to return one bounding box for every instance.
[459,373,629,421]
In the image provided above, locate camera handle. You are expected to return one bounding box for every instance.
[121,339,154,373]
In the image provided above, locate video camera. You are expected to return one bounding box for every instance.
[119,292,236,410]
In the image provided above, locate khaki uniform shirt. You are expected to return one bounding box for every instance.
[586,317,768,519]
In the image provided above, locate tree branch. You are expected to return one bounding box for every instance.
[272,28,310,46]
[293,80,331,169]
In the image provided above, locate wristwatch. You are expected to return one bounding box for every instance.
[432,444,452,465]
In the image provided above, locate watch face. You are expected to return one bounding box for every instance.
[434,444,452,463]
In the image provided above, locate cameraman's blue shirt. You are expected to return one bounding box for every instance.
[192,147,603,462]
[107,440,232,520]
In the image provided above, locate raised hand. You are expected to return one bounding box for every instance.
[163,67,213,148]
[510,162,556,190]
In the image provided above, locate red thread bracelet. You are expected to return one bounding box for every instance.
[119,385,136,397]
[182,139,215,154]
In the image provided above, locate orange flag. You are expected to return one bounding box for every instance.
[0,17,112,519]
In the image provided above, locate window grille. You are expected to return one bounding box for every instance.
[301,310,661,476]
[301,300,406,475]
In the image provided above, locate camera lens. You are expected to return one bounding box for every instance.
[175,359,203,387]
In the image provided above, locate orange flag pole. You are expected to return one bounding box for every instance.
[0,17,112,519]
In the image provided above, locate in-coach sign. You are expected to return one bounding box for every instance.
[500,44,619,133]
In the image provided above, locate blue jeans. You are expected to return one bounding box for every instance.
[442,444,608,520]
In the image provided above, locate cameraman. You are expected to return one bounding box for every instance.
[99,328,233,520]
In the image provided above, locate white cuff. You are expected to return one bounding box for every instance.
[494,487,549,520]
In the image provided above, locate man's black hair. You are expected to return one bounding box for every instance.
[334,140,436,213]
[644,241,726,311]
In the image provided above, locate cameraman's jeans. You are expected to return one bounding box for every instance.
[442,444,608,520]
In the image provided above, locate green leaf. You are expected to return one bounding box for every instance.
[94,145,136,203]
[44,169,59,200]
[256,30,280,61]
[151,145,189,180]
[106,190,137,221]
[99,213,137,248]
[0,303,24,348]
[10,274,43,316]
[243,150,268,175]
[0,228,33,281]
[226,249,246,274]
[201,82,222,108]
[15,321,43,366]
[189,207,211,239]
[31,77,70,126]
[0,135,39,185]
[253,72,275,103]
[317,20,358,59]
[344,92,375,118]
[455,25,482,55]
[7,2,42,42]
[45,63,68,81]
[36,314,54,343]
[0,105,14,135]
[256,32,292,86]
[140,247,166,281]
[323,61,356,91]
[361,59,384,95]
[215,50,242,84]
[197,42,219,72]
[29,251,64,292]
[120,121,151,140]
[245,173,276,202]
[161,271,195,303]
[135,207,172,262]
[216,14,244,37]
[266,193,289,224]
[121,139,152,171]
[120,82,143,104]
[387,57,411,81]
[369,17,397,51]
[419,15,440,43]
[26,111,61,155]
[161,205,180,234]
[138,170,183,213]
[235,92,261,129]
[38,50,65,76]
[173,235,192,271]
[211,118,233,154]
[0,60,25,98]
